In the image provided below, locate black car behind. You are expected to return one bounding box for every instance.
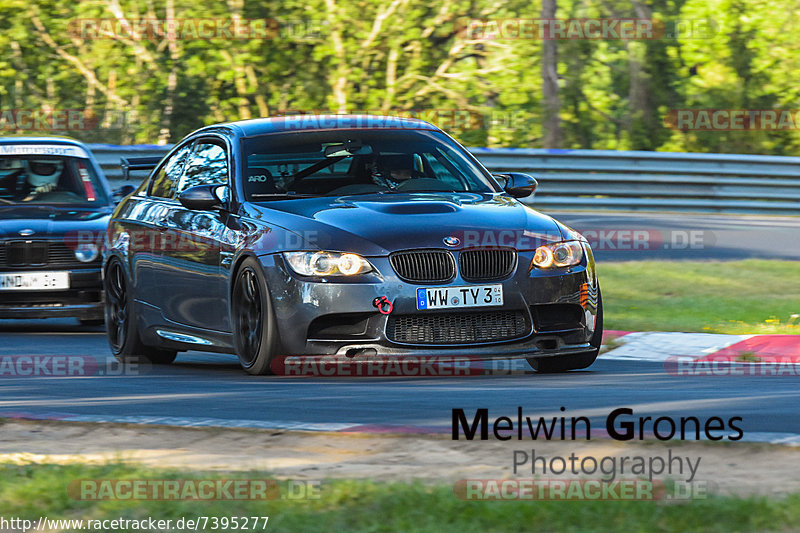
[0,137,120,323]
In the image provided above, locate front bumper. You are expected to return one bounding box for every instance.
[0,268,104,320]
[260,251,600,359]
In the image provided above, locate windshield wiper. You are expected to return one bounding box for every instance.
[0,198,16,205]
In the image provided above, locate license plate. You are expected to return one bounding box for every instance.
[416,284,503,310]
[0,271,70,291]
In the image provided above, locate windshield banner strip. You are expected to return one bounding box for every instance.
[0,144,90,158]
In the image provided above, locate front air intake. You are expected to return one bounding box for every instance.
[459,248,517,281]
[389,249,456,283]
[387,310,530,344]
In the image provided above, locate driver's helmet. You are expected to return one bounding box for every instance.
[377,153,423,180]
[25,159,63,188]
[378,153,414,174]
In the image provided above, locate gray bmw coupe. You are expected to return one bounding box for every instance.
[105,115,602,374]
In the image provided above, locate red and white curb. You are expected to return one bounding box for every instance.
[601,331,800,363]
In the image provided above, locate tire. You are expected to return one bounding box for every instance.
[104,258,177,365]
[79,318,105,326]
[231,257,280,375]
[528,288,603,373]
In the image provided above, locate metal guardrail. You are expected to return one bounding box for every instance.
[90,144,800,214]
[90,144,170,183]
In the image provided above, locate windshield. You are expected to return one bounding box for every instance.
[241,129,497,200]
[0,155,108,205]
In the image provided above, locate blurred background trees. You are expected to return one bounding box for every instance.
[0,0,798,153]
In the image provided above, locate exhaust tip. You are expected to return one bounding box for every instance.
[345,348,378,358]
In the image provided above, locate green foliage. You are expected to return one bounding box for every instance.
[0,0,797,152]
[3,461,800,532]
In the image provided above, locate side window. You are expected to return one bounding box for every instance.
[177,141,228,194]
[150,144,192,199]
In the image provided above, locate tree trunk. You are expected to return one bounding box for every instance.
[325,0,349,113]
[157,0,178,144]
[628,1,653,149]
[541,0,561,148]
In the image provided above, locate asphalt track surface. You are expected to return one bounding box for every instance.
[1,212,799,439]
[1,318,799,439]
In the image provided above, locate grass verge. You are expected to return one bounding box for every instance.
[1,462,799,532]
[600,259,800,334]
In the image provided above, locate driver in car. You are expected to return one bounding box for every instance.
[22,159,63,201]
[373,153,422,189]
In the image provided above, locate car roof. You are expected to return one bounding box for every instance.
[0,136,88,147]
[192,115,442,138]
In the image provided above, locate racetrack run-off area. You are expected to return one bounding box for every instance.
[2,318,800,441]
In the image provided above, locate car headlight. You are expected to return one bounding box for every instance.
[74,243,99,263]
[532,241,584,269]
[283,251,373,276]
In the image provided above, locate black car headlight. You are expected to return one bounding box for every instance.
[74,243,100,263]
[283,251,373,276]
[531,240,584,269]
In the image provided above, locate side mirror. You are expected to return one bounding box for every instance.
[178,184,225,210]
[494,173,538,199]
[113,185,136,203]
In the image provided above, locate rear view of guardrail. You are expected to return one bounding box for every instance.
[90,144,800,214]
